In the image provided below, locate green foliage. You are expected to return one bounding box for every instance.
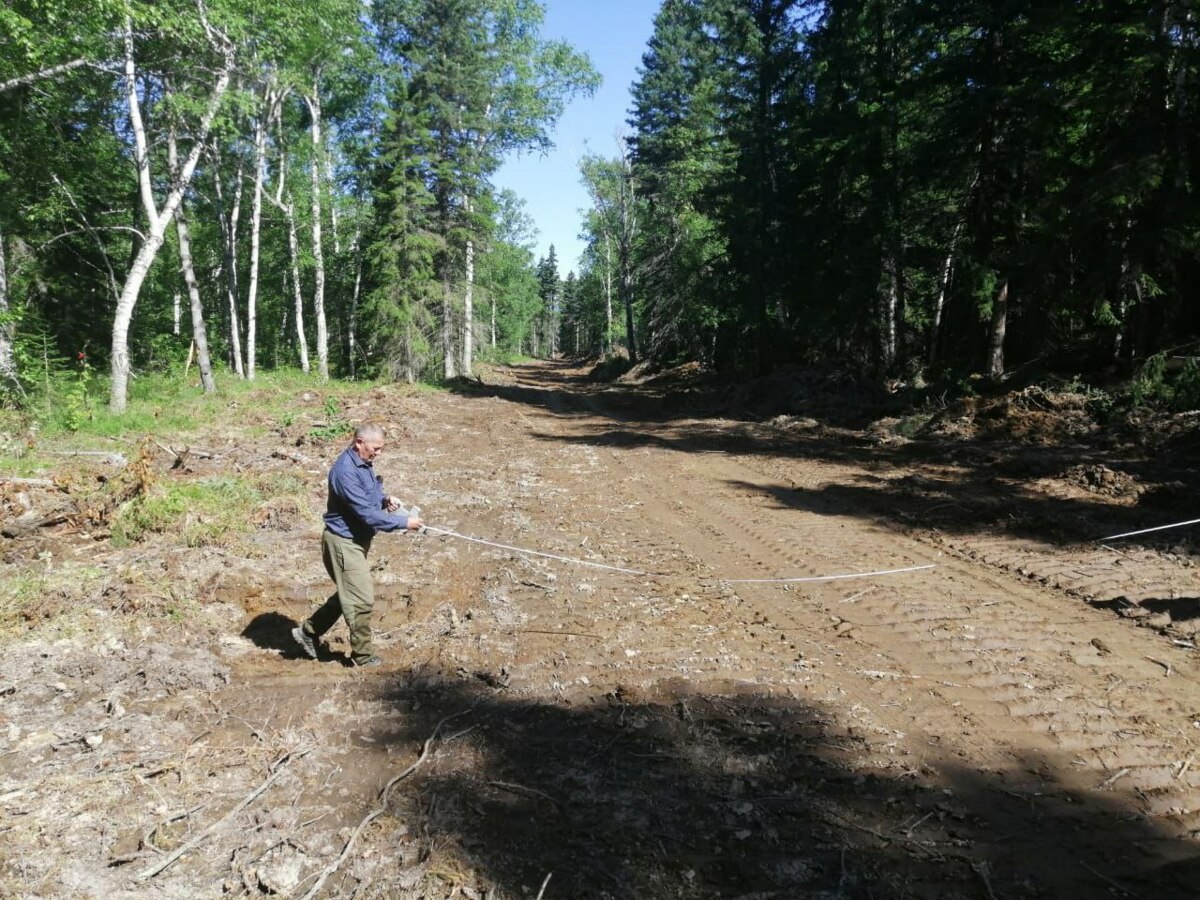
[1132,354,1200,412]
[366,0,597,373]
[11,0,1200,399]
[111,475,266,547]
[564,0,1200,377]
[308,395,352,441]
[60,353,94,432]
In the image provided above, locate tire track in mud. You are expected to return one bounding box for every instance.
[540,404,1200,840]
[735,448,1200,832]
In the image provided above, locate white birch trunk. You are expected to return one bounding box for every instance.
[463,234,474,375]
[175,204,217,394]
[110,26,232,412]
[0,58,89,94]
[490,294,496,349]
[212,148,245,378]
[285,197,310,373]
[442,274,456,379]
[349,231,361,378]
[327,155,341,256]
[0,222,18,390]
[168,125,215,394]
[268,107,309,374]
[304,88,329,380]
[245,98,272,381]
[603,232,613,355]
[124,19,159,232]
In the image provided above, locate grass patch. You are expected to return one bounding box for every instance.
[26,368,392,443]
[892,412,937,439]
[0,565,107,638]
[110,471,313,548]
[111,476,263,548]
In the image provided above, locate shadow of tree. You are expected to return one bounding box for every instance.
[360,675,1200,899]
[454,363,1199,553]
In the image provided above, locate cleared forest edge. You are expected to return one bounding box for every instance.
[1,361,1199,898]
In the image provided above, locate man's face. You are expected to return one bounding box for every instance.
[354,435,385,463]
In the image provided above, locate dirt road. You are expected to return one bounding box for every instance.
[3,360,1200,898]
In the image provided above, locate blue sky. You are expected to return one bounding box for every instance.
[492,0,659,276]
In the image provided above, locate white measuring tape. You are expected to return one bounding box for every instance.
[421,526,652,576]
[1097,517,1200,543]
[417,524,934,584]
[718,564,936,584]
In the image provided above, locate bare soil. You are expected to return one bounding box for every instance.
[3,360,1200,899]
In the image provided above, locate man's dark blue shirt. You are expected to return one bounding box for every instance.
[324,445,409,547]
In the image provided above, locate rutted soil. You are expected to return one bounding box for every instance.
[3,360,1200,898]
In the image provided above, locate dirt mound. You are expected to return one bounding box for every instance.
[922,386,1100,444]
[720,363,886,424]
[1060,463,1143,499]
[1121,407,1200,453]
[251,496,309,531]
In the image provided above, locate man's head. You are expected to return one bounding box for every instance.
[352,423,385,463]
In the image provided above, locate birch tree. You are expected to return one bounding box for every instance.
[303,85,330,379]
[244,79,284,380]
[168,126,216,393]
[580,145,642,363]
[110,7,234,411]
[0,224,17,392]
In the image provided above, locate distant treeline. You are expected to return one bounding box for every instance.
[0,0,596,410]
[565,0,1200,379]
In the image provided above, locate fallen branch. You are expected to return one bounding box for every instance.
[1177,751,1195,781]
[49,450,127,465]
[1080,861,1135,897]
[513,628,602,640]
[487,780,560,807]
[534,872,553,900]
[143,804,206,854]
[1145,656,1172,677]
[0,477,56,488]
[297,708,474,900]
[136,747,309,880]
[1098,767,1131,790]
[971,860,998,900]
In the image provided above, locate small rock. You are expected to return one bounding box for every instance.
[255,851,305,895]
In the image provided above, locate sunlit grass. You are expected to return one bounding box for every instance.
[110,471,312,548]
[0,565,108,638]
[15,367,398,444]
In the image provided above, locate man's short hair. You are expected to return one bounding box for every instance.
[355,423,385,441]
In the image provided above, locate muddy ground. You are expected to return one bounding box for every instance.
[2,360,1200,899]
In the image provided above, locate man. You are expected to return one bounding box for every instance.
[292,423,423,667]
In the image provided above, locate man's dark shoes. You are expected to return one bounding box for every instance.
[353,655,382,668]
[292,626,318,659]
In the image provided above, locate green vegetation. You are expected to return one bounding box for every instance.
[566,0,1200,393]
[1132,353,1200,412]
[2,0,1198,415]
[0,566,107,638]
[110,471,311,548]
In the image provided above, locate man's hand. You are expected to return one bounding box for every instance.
[386,495,403,513]
[406,516,424,532]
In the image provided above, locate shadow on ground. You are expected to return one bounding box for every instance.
[453,362,1200,553]
[357,675,1200,899]
[241,611,353,665]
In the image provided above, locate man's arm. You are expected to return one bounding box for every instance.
[333,466,407,532]
[386,495,425,531]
